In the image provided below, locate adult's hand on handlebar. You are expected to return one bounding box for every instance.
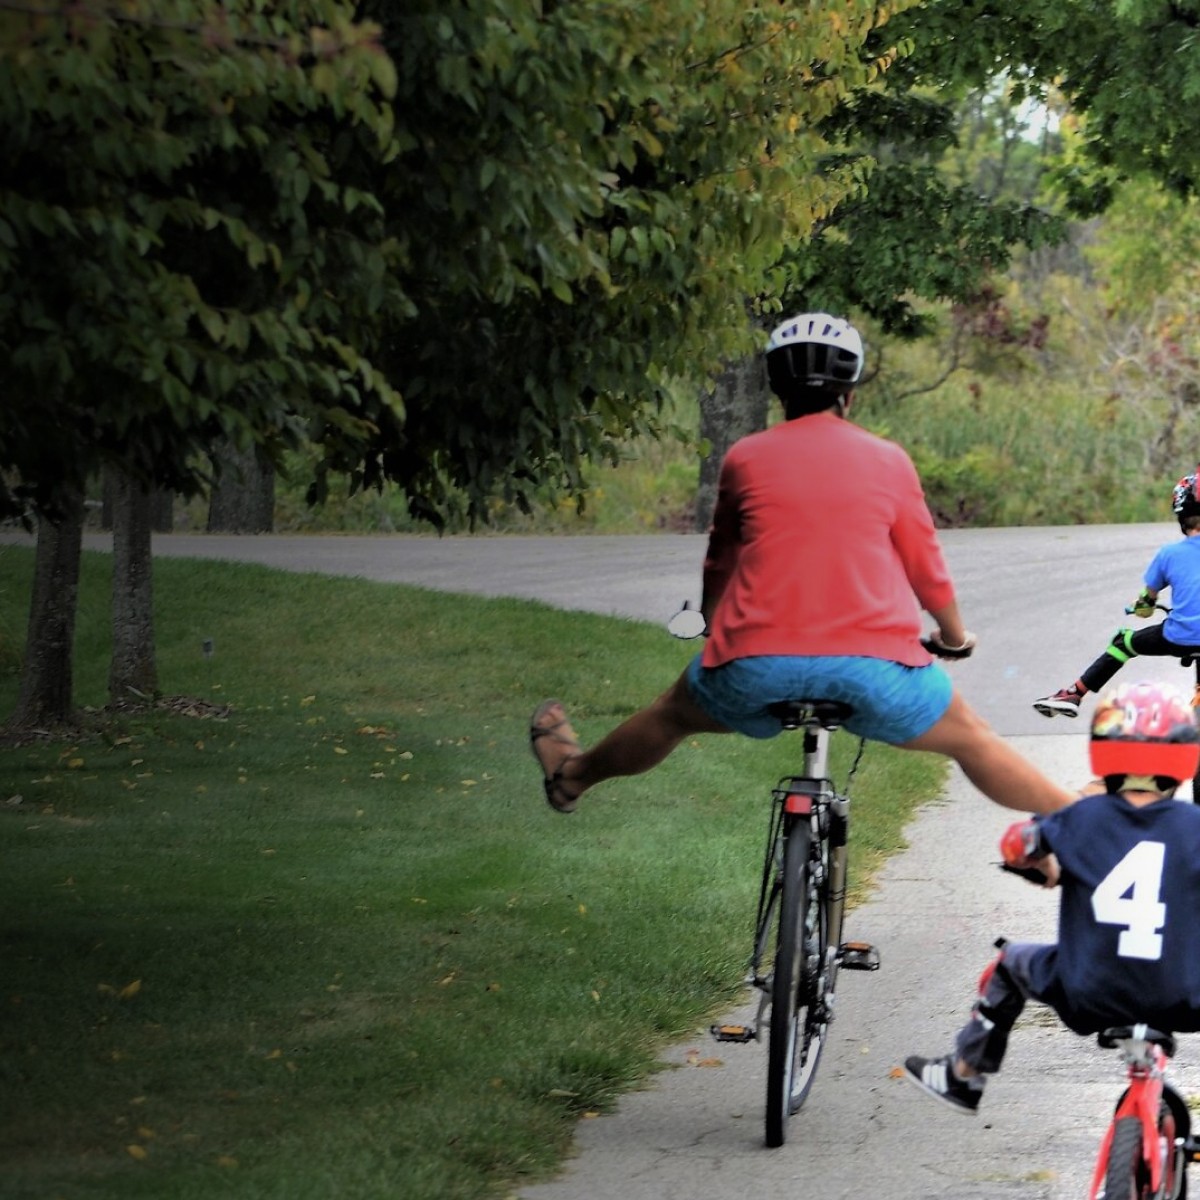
[922,629,977,659]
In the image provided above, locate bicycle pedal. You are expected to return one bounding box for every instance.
[839,941,880,971]
[710,1023,756,1044]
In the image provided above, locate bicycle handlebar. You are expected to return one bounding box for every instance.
[670,601,978,659]
[999,861,1050,886]
[921,631,977,660]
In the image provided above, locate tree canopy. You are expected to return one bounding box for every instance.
[884,0,1200,209]
[360,0,917,524]
[0,0,401,522]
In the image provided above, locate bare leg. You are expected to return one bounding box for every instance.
[900,691,1074,815]
[558,670,731,799]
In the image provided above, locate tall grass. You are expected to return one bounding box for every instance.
[0,545,944,1199]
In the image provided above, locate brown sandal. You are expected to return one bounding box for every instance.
[530,699,583,814]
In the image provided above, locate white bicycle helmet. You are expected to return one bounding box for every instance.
[765,313,864,410]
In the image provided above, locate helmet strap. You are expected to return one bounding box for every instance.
[1106,773,1178,795]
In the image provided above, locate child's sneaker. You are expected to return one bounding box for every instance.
[902,1055,983,1114]
[1032,687,1082,718]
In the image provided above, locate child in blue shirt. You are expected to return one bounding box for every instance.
[1034,467,1200,717]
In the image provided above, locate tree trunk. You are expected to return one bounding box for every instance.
[101,468,173,532]
[693,353,771,530]
[108,469,158,705]
[7,486,85,732]
[207,440,275,533]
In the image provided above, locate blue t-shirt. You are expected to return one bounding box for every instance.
[1026,793,1200,1034]
[1145,536,1200,643]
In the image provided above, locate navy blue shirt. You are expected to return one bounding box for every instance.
[1027,793,1200,1034]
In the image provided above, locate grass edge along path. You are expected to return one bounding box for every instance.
[0,545,946,1200]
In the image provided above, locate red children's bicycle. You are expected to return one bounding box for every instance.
[1087,1023,1194,1200]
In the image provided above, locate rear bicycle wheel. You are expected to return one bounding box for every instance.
[1103,1116,1148,1200]
[765,822,828,1147]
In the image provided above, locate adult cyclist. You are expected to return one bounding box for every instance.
[531,313,1074,819]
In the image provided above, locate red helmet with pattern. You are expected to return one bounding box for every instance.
[1089,681,1200,784]
[1171,464,1200,528]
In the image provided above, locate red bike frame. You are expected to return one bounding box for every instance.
[1086,1026,1185,1200]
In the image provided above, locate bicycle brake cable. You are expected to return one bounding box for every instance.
[845,736,867,791]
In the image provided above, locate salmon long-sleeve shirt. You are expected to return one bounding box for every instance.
[700,411,955,669]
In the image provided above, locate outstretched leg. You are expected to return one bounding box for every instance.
[532,670,731,811]
[902,691,1074,814]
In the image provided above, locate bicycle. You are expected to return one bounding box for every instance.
[1088,1024,1195,1200]
[667,605,967,1147]
[999,860,1199,1199]
[708,696,878,1147]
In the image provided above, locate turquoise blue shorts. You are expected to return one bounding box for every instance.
[685,654,953,744]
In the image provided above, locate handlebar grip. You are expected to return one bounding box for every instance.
[1000,862,1050,886]
[921,634,975,660]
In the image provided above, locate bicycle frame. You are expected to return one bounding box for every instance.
[1087,1025,1190,1200]
[749,726,849,1009]
[708,700,875,1148]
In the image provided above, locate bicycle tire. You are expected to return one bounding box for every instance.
[1161,1093,1188,1200]
[765,821,827,1147]
[1103,1115,1147,1200]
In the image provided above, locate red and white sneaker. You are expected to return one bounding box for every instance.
[1032,688,1082,718]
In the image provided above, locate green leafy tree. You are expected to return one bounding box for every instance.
[883,1,1200,208]
[0,0,400,728]
[360,0,917,526]
[0,0,401,523]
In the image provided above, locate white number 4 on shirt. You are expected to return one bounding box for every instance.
[1091,841,1166,961]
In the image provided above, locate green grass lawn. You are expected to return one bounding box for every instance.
[0,543,945,1199]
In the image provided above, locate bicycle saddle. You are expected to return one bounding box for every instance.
[767,699,854,730]
[1098,1025,1176,1055]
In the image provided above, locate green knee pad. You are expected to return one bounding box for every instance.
[1104,627,1138,665]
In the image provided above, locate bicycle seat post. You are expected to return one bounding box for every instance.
[804,726,830,781]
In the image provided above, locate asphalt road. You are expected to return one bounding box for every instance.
[3,521,1196,1197]
[41,520,1196,737]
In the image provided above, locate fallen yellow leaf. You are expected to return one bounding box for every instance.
[118,980,142,1000]
[126,1144,147,1160]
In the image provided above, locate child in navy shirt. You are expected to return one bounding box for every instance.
[906,680,1200,1113]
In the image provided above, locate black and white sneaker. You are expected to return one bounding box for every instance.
[903,1054,983,1115]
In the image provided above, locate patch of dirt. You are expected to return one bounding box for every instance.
[0,694,232,748]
